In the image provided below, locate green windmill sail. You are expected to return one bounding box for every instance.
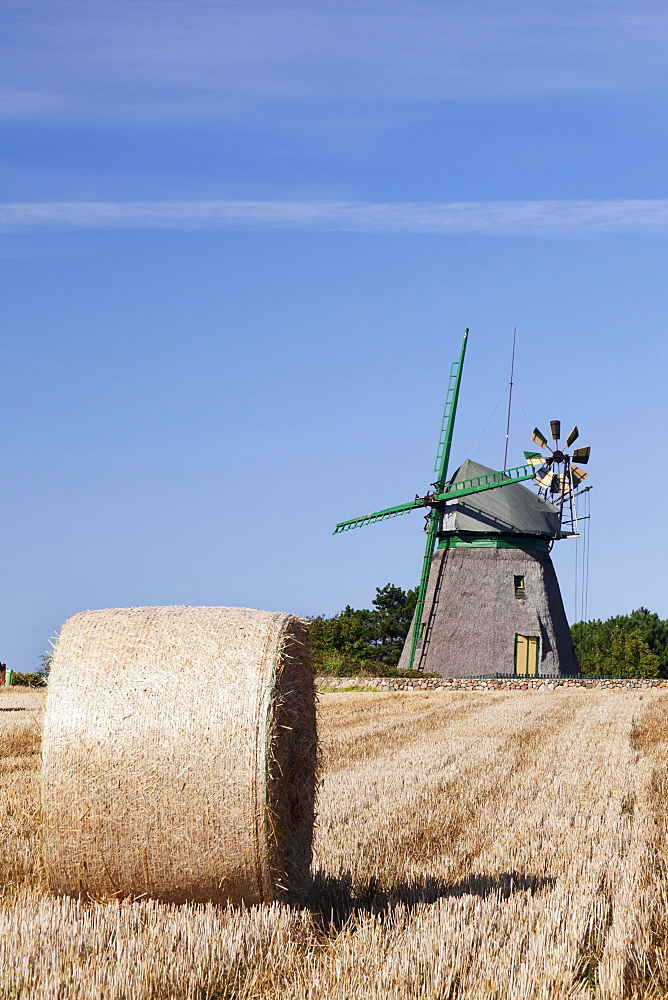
[334,329,590,675]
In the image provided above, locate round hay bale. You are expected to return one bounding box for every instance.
[41,606,317,905]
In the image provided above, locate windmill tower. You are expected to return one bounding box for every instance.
[334,330,590,678]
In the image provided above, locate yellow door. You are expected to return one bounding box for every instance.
[515,634,528,676]
[515,635,539,676]
[527,637,539,676]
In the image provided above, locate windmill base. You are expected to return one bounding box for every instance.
[398,545,580,678]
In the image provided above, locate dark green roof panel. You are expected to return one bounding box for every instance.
[440,459,561,539]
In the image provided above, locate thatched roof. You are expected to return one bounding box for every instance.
[398,546,580,677]
[440,459,561,539]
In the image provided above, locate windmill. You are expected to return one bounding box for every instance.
[334,330,590,678]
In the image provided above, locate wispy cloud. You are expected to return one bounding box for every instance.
[2,1,668,122]
[2,199,668,237]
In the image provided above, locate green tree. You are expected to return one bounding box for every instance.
[571,619,610,675]
[571,609,666,678]
[310,583,418,671]
[606,626,659,677]
[367,584,418,665]
[309,605,377,662]
[624,608,668,674]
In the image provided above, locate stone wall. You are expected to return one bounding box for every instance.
[316,676,668,692]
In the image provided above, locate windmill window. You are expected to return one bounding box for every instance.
[514,575,526,599]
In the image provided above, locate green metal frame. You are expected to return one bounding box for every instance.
[408,330,468,670]
[333,463,536,534]
[438,534,550,552]
[435,464,535,500]
[333,497,426,533]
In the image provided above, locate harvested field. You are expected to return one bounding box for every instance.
[2,687,668,997]
[0,688,46,729]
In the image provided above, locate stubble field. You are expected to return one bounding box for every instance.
[1,686,668,998]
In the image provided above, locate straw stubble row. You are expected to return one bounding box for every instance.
[2,688,668,997]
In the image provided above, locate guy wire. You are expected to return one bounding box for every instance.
[584,490,591,621]
[466,388,507,461]
[503,327,517,471]
[574,519,579,623]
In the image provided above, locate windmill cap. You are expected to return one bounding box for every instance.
[442,459,562,539]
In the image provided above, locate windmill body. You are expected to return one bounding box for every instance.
[396,459,579,677]
[335,330,589,679]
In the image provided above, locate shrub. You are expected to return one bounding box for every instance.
[313,650,436,679]
[9,672,47,687]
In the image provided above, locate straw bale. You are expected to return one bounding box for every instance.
[41,606,317,905]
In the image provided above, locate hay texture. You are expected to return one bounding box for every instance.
[41,606,317,905]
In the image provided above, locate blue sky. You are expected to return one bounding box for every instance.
[1,0,667,668]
